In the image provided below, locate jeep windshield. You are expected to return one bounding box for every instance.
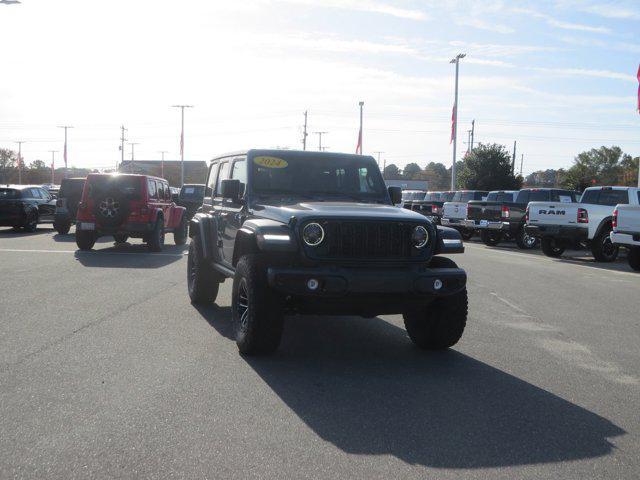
[250,153,387,202]
[87,175,142,200]
[180,185,205,200]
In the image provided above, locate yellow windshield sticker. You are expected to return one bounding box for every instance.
[253,156,288,169]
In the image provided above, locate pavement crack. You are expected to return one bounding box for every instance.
[0,281,181,372]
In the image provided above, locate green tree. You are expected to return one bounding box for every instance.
[29,159,47,170]
[457,143,522,190]
[562,146,624,190]
[619,154,639,186]
[0,148,17,184]
[423,162,450,190]
[402,162,421,179]
[383,163,401,180]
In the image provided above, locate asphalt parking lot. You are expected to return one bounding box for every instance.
[1,226,638,480]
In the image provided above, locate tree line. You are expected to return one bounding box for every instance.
[383,144,639,192]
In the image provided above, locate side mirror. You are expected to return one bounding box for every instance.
[221,179,241,201]
[388,186,402,205]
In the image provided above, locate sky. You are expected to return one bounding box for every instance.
[0,0,639,176]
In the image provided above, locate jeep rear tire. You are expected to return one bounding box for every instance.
[147,218,165,252]
[174,215,188,246]
[515,225,538,250]
[113,234,128,243]
[591,226,618,262]
[541,237,565,257]
[232,255,284,355]
[54,222,71,235]
[628,247,640,271]
[403,277,468,351]
[480,230,502,246]
[76,230,96,251]
[187,236,221,304]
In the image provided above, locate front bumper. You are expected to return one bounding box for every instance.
[525,224,587,241]
[442,218,470,228]
[611,231,640,247]
[267,265,466,298]
[464,219,507,230]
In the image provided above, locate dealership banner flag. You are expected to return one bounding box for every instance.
[450,103,456,144]
[637,63,640,112]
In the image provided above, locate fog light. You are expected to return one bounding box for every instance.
[433,279,443,290]
[307,278,319,291]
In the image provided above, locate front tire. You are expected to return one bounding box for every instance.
[23,211,38,233]
[76,230,96,251]
[628,247,640,271]
[541,237,565,257]
[591,226,618,262]
[147,218,165,252]
[113,234,128,243]
[403,286,468,350]
[187,236,221,304]
[232,255,284,355]
[480,230,502,246]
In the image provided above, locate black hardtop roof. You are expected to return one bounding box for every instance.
[210,149,376,163]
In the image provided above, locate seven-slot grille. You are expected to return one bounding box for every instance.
[304,220,418,260]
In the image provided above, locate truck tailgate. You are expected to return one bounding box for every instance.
[527,202,579,226]
[442,202,468,220]
[467,201,502,222]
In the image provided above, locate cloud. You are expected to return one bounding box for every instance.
[531,67,637,82]
[272,0,428,20]
[581,3,640,20]
[448,40,556,57]
[454,17,515,34]
[512,7,610,34]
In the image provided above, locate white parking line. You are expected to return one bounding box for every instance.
[465,243,639,279]
[0,248,186,257]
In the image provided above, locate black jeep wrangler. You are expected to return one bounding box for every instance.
[188,150,468,355]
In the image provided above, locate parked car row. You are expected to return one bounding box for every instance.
[399,185,640,272]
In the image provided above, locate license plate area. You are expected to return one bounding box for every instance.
[480,220,489,227]
[79,222,95,230]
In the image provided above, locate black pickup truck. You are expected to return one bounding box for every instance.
[411,191,455,224]
[465,188,579,249]
[188,149,468,355]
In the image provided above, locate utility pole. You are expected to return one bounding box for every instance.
[358,101,364,154]
[520,154,524,176]
[172,104,193,186]
[466,129,472,154]
[57,125,73,178]
[450,53,465,190]
[15,141,25,184]
[470,119,475,151]
[373,151,384,169]
[158,150,168,179]
[128,142,139,173]
[119,125,127,172]
[49,150,58,184]
[314,131,327,151]
[512,140,517,173]
[382,158,387,175]
[302,111,308,151]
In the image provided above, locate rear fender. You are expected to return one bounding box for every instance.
[594,216,613,239]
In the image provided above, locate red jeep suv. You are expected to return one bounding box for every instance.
[75,174,187,252]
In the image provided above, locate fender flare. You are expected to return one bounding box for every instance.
[594,216,613,239]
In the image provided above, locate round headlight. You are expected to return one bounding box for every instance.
[303,222,325,246]
[412,225,429,248]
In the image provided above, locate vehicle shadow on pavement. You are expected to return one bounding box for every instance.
[73,244,187,268]
[0,227,53,237]
[238,315,624,469]
[194,304,235,339]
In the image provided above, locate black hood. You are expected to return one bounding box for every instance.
[252,201,429,225]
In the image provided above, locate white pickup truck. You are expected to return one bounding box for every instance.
[525,186,640,261]
[441,190,488,239]
[611,203,640,271]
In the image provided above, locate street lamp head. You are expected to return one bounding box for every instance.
[359,101,364,107]
[450,53,466,63]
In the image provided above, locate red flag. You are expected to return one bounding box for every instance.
[355,128,362,155]
[637,63,640,112]
[450,103,456,144]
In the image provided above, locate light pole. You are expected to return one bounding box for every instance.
[15,141,25,184]
[357,101,364,154]
[158,150,168,179]
[128,142,139,173]
[172,105,193,186]
[49,150,58,184]
[58,125,73,178]
[450,53,465,190]
[314,131,328,151]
